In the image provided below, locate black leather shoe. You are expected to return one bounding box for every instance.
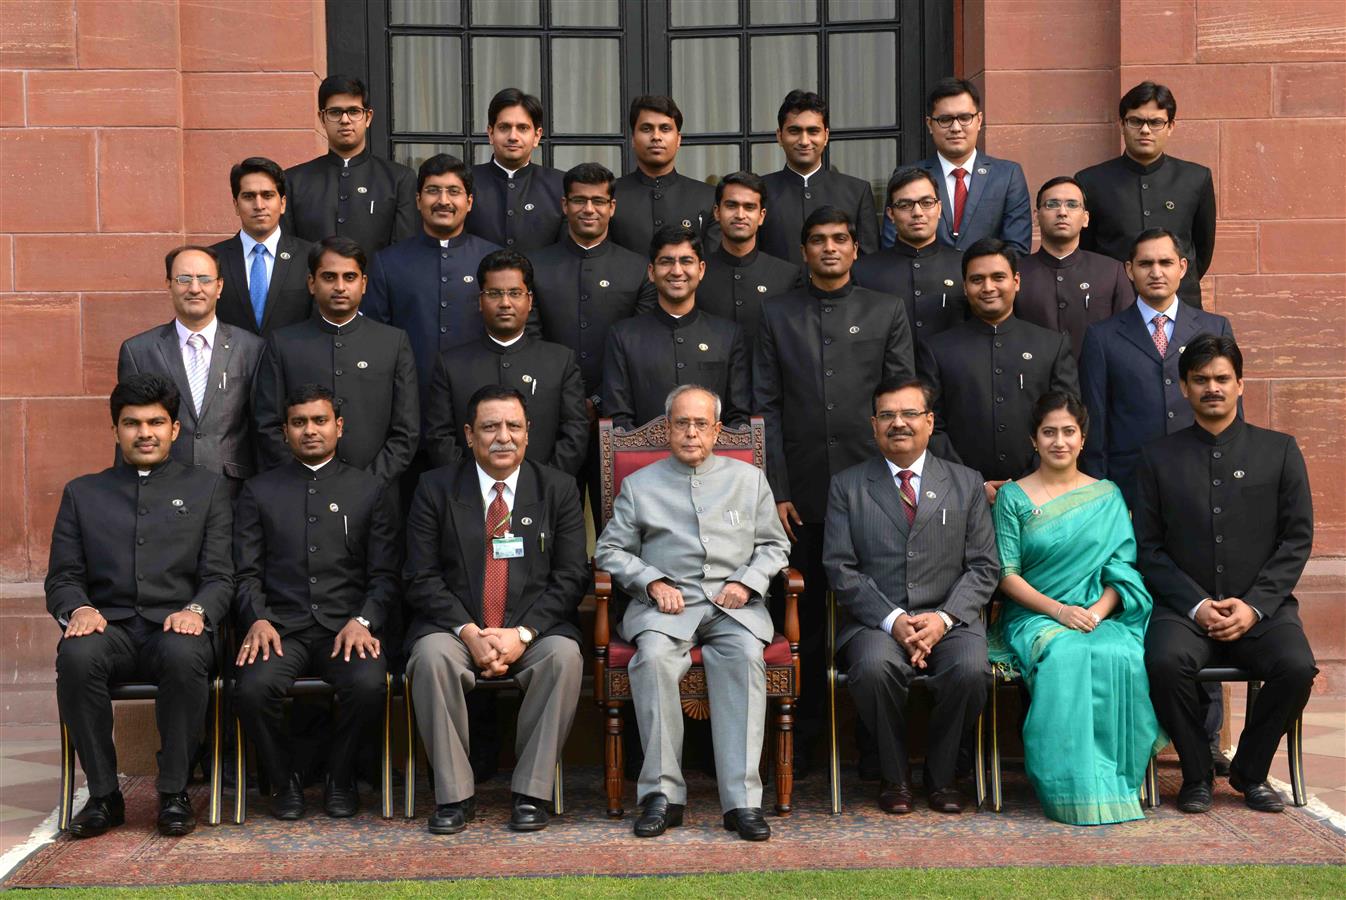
[427,797,476,835]
[1176,779,1213,813]
[324,776,359,818]
[157,791,196,836]
[633,792,684,837]
[509,793,550,832]
[878,781,914,815]
[270,773,306,821]
[723,807,771,841]
[1230,771,1285,813]
[928,787,965,814]
[1210,740,1232,777]
[67,791,125,838]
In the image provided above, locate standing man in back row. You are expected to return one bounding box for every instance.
[465,88,566,251]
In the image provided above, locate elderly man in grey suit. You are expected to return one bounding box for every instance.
[118,245,265,496]
[824,378,999,815]
[595,385,789,842]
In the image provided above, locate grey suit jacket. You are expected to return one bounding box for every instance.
[823,454,999,651]
[594,453,789,643]
[118,319,266,480]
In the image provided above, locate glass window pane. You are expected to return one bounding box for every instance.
[552,38,621,134]
[749,34,817,133]
[828,0,896,22]
[827,138,896,212]
[750,0,816,24]
[670,0,739,27]
[472,37,541,133]
[751,141,782,175]
[392,36,463,133]
[551,0,619,27]
[675,145,741,185]
[828,32,896,128]
[672,38,740,134]
[395,142,466,172]
[551,143,623,175]
[389,0,461,26]
[471,0,539,26]
[472,143,494,165]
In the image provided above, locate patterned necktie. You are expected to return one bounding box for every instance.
[951,167,968,234]
[185,332,208,414]
[249,244,269,329]
[482,482,509,629]
[897,470,917,526]
[1151,313,1169,357]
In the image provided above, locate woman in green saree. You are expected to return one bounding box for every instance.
[990,391,1164,825]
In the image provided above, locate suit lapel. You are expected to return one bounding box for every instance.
[922,156,955,232]
[450,467,487,621]
[197,323,233,420]
[505,464,542,623]
[909,455,950,539]
[219,236,251,330]
[155,324,198,424]
[1118,305,1162,363]
[961,156,991,232]
[865,457,910,534]
[260,234,299,332]
[1168,305,1202,359]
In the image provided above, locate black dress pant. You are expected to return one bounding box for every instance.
[1145,614,1316,787]
[55,615,214,797]
[234,622,387,788]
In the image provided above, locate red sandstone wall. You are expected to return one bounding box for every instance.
[0,0,327,581]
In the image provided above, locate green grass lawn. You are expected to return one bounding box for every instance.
[8,866,1346,899]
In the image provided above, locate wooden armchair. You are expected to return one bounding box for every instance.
[591,415,804,817]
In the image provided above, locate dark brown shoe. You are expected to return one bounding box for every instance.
[878,781,914,814]
[928,787,964,814]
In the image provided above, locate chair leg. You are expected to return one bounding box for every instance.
[989,680,1003,813]
[604,701,624,818]
[774,697,793,816]
[232,714,247,825]
[827,668,841,816]
[1287,712,1308,807]
[1142,755,1160,808]
[403,673,417,819]
[207,678,223,826]
[973,707,987,809]
[381,672,393,820]
[58,718,76,832]
[553,761,565,816]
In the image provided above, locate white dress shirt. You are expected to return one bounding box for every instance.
[879,451,928,634]
[1136,295,1180,345]
[239,228,281,288]
[175,316,218,373]
[937,149,978,229]
[457,464,523,636]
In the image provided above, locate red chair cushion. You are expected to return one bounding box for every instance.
[610,447,759,508]
[606,632,793,668]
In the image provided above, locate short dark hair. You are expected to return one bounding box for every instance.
[487,87,544,129]
[1179,333,1243,381]
[962,237,1018,278]
[629,94,683,132]
[714,170,767,206]
[649,225,702,263]
[229,157,286,199]
[308,235,367,276]
[1119,81,1176,122]
[777,89,828,130]
[417,153,474,195]
[927,77,980,116]
[801,205,855,246]
[1030,391,1089,437]
[1128,227,1186,261]
[318,75,368,110]
[872,378,934,415]
[563,162,615,197]
[110,373,180,424]
[467,384,528,427]
[886,166,941,205]
[1035,175,1086,209]
[477,248,535,293]
[284,383,336,417]
[164,244,220,280]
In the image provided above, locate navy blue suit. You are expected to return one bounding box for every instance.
[1079,301,1235,507]
[881,154,1031,254]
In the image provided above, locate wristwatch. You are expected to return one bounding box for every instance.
[354,616,372,629]
[935,610,955,631]
[183,602,207,621]
[516,625,535,645]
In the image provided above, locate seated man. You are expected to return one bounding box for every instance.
[1136,334,1316,814]
[46,374,233,838]
[233,384,400,819]
[823,379,998,814]
[594,385,790,842]
[403,385,587,834]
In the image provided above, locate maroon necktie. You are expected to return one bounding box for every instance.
[1151,313,1169,357]
[951,168,968,234]
[898,470,917,526]
[482,482,509,629]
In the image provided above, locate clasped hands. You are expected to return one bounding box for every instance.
[1195,597,1258,642]
[462,624,526,678]
[647,579,751,615]
[890,611,948,669]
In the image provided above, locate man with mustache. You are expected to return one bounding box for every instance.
[47,373,233,838]
[464,88,566,251]
[1136,334,1315,815]
[404,385,588,835]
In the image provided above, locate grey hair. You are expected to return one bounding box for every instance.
[664,384,722,421]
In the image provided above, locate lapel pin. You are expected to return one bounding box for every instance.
[524,202,535,211]
[757,284,768,293]
[522,374,533,383]
[925,490,937,499]
[357,360,368,369]
[977,167,988,175]
[1178,345,1187,353]
[599,279,611,288]
[849,325,860,334]
[681,219,692,228]
[1165,200,1175,210]
[223,343,230,349]
[1080,282,1090,290]
[520,516,533,526]
[463,275,475,283]
[943,279,955,287]
[357,186,369,194]
[1234,470,1245,479]
[1022,351,1033,360]
[698,342,709,351]
[279,251,291,260]
[172,498,184,507]
[330,503,340,512]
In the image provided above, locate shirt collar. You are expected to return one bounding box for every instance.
[664,452,720,477]
[938,149,977,180]
[493,158,527,179]
[786,163,823,186]
[175,316,219,349]
[1137,294,1181,325]
[563,235,610,257]
[240,228,282,260]
[886,451,928,482]
[476,464,521,510]
[713,245,758,267]
[316,310,363,333]
[489,331,526,348]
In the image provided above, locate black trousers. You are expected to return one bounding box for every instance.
[844,626,989,790]
[1145,615,1316,786]
[233,622,387,789]
[56,615,214,797]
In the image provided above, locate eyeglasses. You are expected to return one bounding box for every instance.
[1122,116,1170,132]
[565,196,613,209]
[421,185,466,199]
[891,197,939,212]
[321,106,369,123]
[930,112,978,129]
[172,274,217,286]
[1040,199,1084,211]
[481,288,529,300]
[874,409,931,423]
[669,417,715,433]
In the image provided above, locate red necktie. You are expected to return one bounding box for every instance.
[482,482,509,629]
[898,470,917,526]
[1151,313,1169,357]
[951,167,968,235]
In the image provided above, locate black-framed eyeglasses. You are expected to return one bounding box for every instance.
[930,112,978,129]
[890,197,939,212]
[1122,115,1170,132]
[321,106,370,123]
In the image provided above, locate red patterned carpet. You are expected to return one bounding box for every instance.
[6,762,1344,888]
